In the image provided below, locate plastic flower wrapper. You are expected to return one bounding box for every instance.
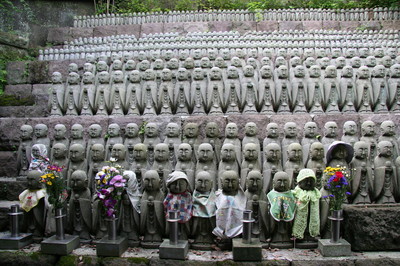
[323,166,352,211]
[40,163,67,209]
[95,158,126,218]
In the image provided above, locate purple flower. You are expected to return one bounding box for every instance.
[106,208,115,217]
[109,175,126,187]
[329,194,335,198]
[346,192,351,195]
[104,198,117,208]
[336,185,341,188]
[322,195,329,199]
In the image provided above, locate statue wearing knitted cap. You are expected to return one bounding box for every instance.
[292,168,321,248]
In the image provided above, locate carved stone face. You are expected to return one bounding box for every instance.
[381,56,392,68]
[221,170,239,195]
[143,170,160,192]
[155,143,169,161]
[221,144,235,162]
[134,144,147,160]
[244,65,254,77]
[298,177,316,191]
[310,142,324,160]
[169,58,179,69]
[145,123,158,138]
[208,50,217,60]
[336,57,346,69]
[294,65,305,77]
[70,170,88,190]
[193,49,202,59]
[91,144,105,161]
[113,70,124,83]
[139,60,150,72]
[70,144,85,162]
[68,63,78,73]
[108,124,120,137]
[359,48,369,58]
[332,144,348,160]
[244,143,258,161]
[278,66,288,78]
[287,143,302,161]
[354,142,368,160]
[111,144,126,160]
[273,172,290,192]
[89,124,101,138]
[390,64,400,77]
[309,66,321,78]
[206,122,219,138]
[198,143,213,162]
[304,122,317,138]
[125,123,138,138]
[284,122,297,138]
[20,125,33,140]
[331,49,342,59]
[304,57,316,68]
[265,143,280,162]
[178,144,192,161]
[231,57,241,67]
[215,57,225,68]
[177,68,188,80]
[195,171,212,193]
[326,66,337,78]
[144,69,155,80]
[346,49,356,58]
[358,67,370,79]
[99,71,110,84]
[97,61,108,72]
[351,57,361,68]
[53,143,67,159]
[31,145,41,158]
[247,58,257,69]
[201,57,211,68]
[227,66,239,79]
[54,124,67,139]
[68,73,80,84]
[325,122,338,137]
[129,70,141,82]
[221,49,230,60]
[125,60,136,71]
[112,60,123,70]
[34,124,48,138]
[138,51,147,61]
[184,57,194,69]
[82,72,94,84]
[378,141,393,157]
[193,68,203,80]
[361,121,375,136]
[246,171,262,193]
[366,56,377,67]
[245,122,257,136]
[373,65,386,78]
[342,66,353,77]
[166,123,179,137]
[169,178,188,194]
[344,121,357,135]
[260,66,272,78]
[381,121,395,136]
[51,72,62,83]
[226,123,238,138]
[27,170,43,190]
[275,57,286,67]
[184,123,198,138]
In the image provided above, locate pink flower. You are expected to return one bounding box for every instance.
[110,175,126,187]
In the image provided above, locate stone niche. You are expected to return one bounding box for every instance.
[343,204,400,251]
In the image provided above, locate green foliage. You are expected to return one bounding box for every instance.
[0,52,34,94]
[0,0,36,32]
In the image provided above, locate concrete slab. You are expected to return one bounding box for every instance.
[41,234,80,255]
[0,233,33,250]
[96,236,128,257]
[318,239,352,257]
[232,238,262,261]
[159,239,189,260]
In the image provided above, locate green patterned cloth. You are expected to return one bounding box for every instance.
[267,189,296,222]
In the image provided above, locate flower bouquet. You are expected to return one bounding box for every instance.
[323,166,351,211]
[40,164,68,209]
[95,159,126,218]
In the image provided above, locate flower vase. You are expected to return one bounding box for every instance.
[329,209,343,243]
[55,208,65,240]
[106,217,118,240]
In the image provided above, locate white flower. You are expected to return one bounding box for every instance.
[109,157,117,162]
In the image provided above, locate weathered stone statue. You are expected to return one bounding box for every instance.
[126,70,141,115]
[67,144,87,187]
[204,122,222,162]
[70,123,86,152]
[218,143,239,188]
[306,65,324,113]
[195,143,217,190]
[284,143,303,188]
[158,68,174,115]
[182,123,201,161]
[86,124,104,161]
[48,72,65,116]
[241,65,258,114]
[263,143,282,192]
[356,66,373,113]
[267,171,296,248]
[163,122,181,167]
[141,69,158,115]
[80,72,96,116]
[323,65,340,113]
[341,121,359,146]
[263,123,280,149]
[68,170,92,240]
[33,123,51,154]
[175,143,195,191]
[191,68,207,115]
[140,170,165,248]
[241,143,262,189]
[124,123,140,164]
[388,64,400,111]
[321,121,339,154]
[305,142,325,189]
[350,141,373,204]
[224,66,241,114]
[111,143,129,170]
[326,141,354,169]
[174,68,191,115]
[88,143,106,192]
[281,122,299,164]
[163,171,193,240]
[64,72,81,116]
[105,123,123,160]
[373,141,397,203]
[51,143,68,179]
[372,65,389,113]
[207,67,224,114]
[143,122,161,166]
[275,65,291,113]
[52,124,69,157]
[18,125,33,176]
[19,170,47,241]
[213,170,246,248]
[130,143,149,193]
[192,171,217,250]
[223,123,242,165]
[378,120,399,159]
[109,70,126,116]
[95,71,111,115]
[244,170,269,243]
[301,122,319,164]
[259,65,275,114]
[152,143,173,193]
[119,171,141,247]
[292,169,321,248]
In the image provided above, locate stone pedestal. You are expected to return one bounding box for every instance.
[0,233,33,249]
[318,239,352,257]
[96,236,128,257]
[159,239,189,260]
[40,234,80,255]
[232,238,263,261]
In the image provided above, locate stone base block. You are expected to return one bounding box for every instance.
[96,236,128,257]
[318,239,352,257]
[40,234,79,255]
[0,233,33,249]
[232,238,262,262]
[159,239,189,260]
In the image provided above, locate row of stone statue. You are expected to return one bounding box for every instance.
[18,120,400,204]
[48,59,400,116]
[73,7,400,28]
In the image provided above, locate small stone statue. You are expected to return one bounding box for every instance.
[124,123,141,164]
[263,123,280,149]
[263,143,282,192]
[48,72,65,116]
[378,120,399,159]
[326,141,354,169]
[140,170,165,248]
[119,171,141,247]
[207,67,224,114]
[307,65,324,114]
[51,143,68,179]
[341,121,359,146]
[163,122,181,167]
[192,171,217,250]
[105,123,123,160]
[68,170,92,240]
[19,170,47,241]
[174,68,191,115]
[355,66,373,113]
[158,68,174,115]
[86,123,104,159]
[213,170,246,248]
[182,123,201,161]
[17,125,33,176]
[373,141,397,203]
[244,170,269,243]
[350,141,373,204]
[175,143,195,189]
[267,171,296,248]
[163,171,193,240]
[64,72,81,116]
[218,143,240,189]
[191,68,208,115]
[152,143,173,193]
[321,121,339,154]
[292,169,321,248]
[130,143,149,193]
[301,122,320,164]
[224,66,241,114]
[126,70,141,115]
[195,143,217,190]
[80,72,96,116]
[111,143,129,170]
[33,124,51,154]
[67,144,87,187]
[88,143,106,192]
[223,122,242,164]
[204,122,222,162]
[284,143,303,188]
[339,66,356,113]
[281,122,300,164]
[143,122,161,166]
[52,124,70,158]
[306,142,325,189]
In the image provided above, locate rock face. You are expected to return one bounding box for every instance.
[343,204,400,251]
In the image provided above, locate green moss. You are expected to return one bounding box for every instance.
[0,94,35,106]
[56,255,76,266]
[127,257,150,264]
[82,256,94,265]
[28,252,41,261]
